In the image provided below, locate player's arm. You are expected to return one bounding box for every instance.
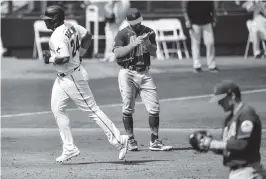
[113,31,143,58]
[76,25,92,57]
[143,31,157,56]
[210,112,256,153]
[52,56,70,65]
[44,38,70,65]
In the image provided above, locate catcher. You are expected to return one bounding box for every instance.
[189,80,266,179]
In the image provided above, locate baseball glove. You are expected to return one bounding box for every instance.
[116,57,133,67]
[43,50,51,64]
[189,130,213,152]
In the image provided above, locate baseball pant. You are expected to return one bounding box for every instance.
[118,68,160,115]
[190,23,216,69]
[51,65,123,153]
[249,14,266,56]
[229,163,266,179]
[104,23,119,62]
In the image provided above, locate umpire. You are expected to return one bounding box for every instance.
[190,80,266,179]
[113,8,172,151]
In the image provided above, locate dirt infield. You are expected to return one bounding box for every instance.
[1,56,266,179]
[2,129,266,179]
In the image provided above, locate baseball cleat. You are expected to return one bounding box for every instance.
[128,139,138,151]
[118,135,129,160]
[149,139,173,151]
[56,149,80,163]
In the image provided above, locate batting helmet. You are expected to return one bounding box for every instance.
[41,5,65,29]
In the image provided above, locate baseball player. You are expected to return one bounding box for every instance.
[189,80,266,179]
[41,5,129,163]
[113,8,172,151]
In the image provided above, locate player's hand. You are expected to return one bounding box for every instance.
[142,31,155,44]
[185,20,192,29]
[132,36,144,47]
[43,50,51,64]
[142,31,154,40]
[199,135,213,151]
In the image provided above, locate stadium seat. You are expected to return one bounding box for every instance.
[154,18,190,60]
[244,20,266,59]
[33,19,78,60]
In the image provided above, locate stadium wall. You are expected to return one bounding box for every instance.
[1,14,251,59]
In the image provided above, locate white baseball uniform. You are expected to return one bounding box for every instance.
[49,22,124,154]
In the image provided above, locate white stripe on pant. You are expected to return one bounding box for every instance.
[51,65,122,153]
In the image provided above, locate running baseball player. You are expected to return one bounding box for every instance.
[113,8,172,151]
[41,5,129,163]
[189,80,266,179]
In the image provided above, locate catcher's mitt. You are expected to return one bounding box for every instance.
[189,130,213,152]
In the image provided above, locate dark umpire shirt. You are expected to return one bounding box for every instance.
[113,25,156,67]
[222,103,261,169]
[185,1,215,25]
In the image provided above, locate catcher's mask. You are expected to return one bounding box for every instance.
[41,5,65,30]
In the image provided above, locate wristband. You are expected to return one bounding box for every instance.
[209,140,226,150]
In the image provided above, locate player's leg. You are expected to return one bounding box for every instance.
[254,14,266,58]
[202,23,217,71]
[118,69,138,151]
[51,78,80,163]
[64,67,128,160]
[228,165,266,179]
[190,24,202,72]
[139,72,172,151]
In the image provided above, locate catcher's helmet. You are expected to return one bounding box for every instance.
[41,5,65,24]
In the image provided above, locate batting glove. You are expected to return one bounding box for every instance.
[43,50,51,64]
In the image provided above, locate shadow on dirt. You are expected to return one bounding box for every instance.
[64,159,169,165]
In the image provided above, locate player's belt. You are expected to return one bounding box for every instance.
[57,65,80,77]
[125,65,150,72]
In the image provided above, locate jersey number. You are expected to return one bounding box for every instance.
[70,35,80,57]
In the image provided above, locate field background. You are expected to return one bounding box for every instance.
[2,57,266,179]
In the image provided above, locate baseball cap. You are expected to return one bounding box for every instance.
[209,80,241,103]
[41,5,64,20]
[126,8,143,25]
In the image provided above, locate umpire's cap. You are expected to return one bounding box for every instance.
[126,8,143,25]
[209,80,241,103]
[41,5,65,20]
